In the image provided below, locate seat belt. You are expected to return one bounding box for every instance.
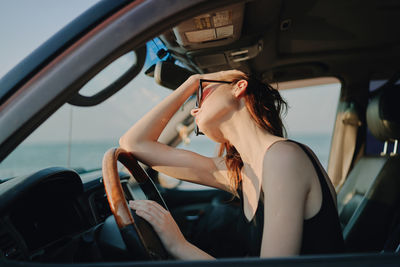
[328,102,361,191]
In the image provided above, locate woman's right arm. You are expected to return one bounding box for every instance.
[119,74,232,193]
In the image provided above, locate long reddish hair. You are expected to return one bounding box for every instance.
[218,73,287,191]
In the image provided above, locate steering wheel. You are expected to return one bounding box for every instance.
[102,147,169,260]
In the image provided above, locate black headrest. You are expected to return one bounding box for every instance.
[366,85,400,141]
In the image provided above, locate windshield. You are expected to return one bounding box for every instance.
[0,1,176,178]
[0,44,175,177]
[0,0,99,79]
[0,1,179,178]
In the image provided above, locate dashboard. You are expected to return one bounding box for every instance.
[0,167,122,261]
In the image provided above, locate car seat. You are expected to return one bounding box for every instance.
[337,85,400,252]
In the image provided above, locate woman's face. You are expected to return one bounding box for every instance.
[191,82,240,143]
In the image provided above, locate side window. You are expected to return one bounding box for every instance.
[279,78,341,169]
[0,59,171,178]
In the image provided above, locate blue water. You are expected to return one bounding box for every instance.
[0,133,331,179]
[0,140,118,178]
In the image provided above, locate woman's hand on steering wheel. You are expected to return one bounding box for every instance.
[129,200,188,257]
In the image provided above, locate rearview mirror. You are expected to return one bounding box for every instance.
[154,61,195,90]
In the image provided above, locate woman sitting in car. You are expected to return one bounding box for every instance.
[120,69,345,259]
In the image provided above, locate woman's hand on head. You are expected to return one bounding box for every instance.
[188,70,246,86]
[200,69,246,82]
[129,200,188,256]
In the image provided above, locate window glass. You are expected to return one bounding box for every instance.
[369,80,387,92]
[0,62,171,178]
[280,81,341,169]
[369,78,400,92]
[0,37,190,179]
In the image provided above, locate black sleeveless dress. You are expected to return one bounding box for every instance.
[236,140,345,256]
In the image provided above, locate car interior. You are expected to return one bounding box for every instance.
[0,0,399,266]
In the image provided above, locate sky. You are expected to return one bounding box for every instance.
[0,1,341,144]
[0,0,99,78]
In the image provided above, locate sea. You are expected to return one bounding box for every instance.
[0,133,331,180]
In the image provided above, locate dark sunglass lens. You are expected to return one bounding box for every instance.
[198,83,203,107]
[195,86,200,108]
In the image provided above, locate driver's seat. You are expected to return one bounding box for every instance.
[337,85,400,252]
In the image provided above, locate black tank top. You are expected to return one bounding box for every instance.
[237,140,345,256]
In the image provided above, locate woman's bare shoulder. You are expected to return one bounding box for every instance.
[262,140,313,186]
[265,140,307,164]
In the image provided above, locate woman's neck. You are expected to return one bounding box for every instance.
[219,104,284,168]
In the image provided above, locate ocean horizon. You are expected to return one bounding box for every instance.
[0,133,331,179]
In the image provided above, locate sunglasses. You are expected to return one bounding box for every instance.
[194,79,233,136]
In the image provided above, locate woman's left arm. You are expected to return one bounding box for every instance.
[129,200,215,260]
[260,142,312,257]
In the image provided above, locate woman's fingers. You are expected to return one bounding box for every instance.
[129,200,168,215]
[134,208,159,225]
[129,200,174,229]
[129,200,164,223]
[138,200,169,214]
[202,69,246,81]
[128,199,187,254]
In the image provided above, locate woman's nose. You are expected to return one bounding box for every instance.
[191,108,200,117]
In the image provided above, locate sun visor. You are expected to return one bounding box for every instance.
[191,40,263,69]
[172,3,244,49]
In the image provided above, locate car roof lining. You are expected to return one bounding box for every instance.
[160,0,400,99]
